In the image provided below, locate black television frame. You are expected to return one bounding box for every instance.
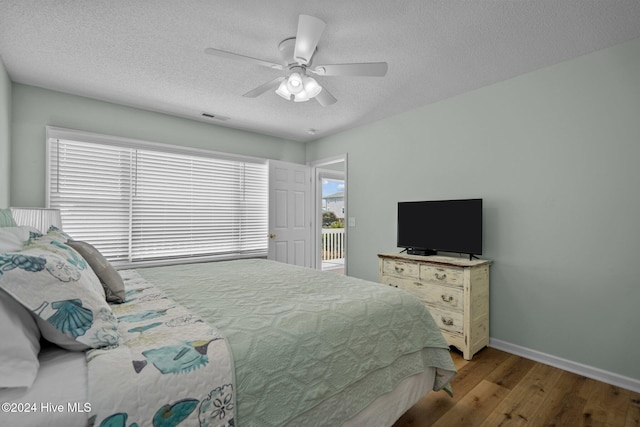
[397,198,483,259]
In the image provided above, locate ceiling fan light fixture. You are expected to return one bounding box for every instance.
[276,68,322,102]
[286,72,304,94]
[302,76,322,98]
[276,80,293,100]
[293,91,310,102]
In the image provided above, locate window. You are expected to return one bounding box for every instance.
[47,127,268,266]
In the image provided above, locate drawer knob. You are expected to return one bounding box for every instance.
[388,283,398,288]
[441,316,454,326]
[435,272,447,280]
[414,282,423,287]
[394,266,404,273]
[441,294,453,303]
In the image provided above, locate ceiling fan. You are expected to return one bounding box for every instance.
[204,14,388,106]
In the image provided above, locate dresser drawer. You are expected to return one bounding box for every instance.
[420,264,463,287]
[382,259,419,279]
[418,283,464,310]
[381,275,426,298]
[428,305,464,335]
[380,275,417,290]
[381,276,463,310]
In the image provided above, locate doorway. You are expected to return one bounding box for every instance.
[319,169,345,274]
[310,155,347,275]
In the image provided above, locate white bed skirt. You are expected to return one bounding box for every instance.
[1,346,435,427]
[342,368,436,427]
[0,345,88,427]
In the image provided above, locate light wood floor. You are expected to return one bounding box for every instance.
[393,347,640,427]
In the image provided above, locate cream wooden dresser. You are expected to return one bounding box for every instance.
[378,253,491,360]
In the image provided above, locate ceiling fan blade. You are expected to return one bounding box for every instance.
[242,77,285,98]
[205,48,284,70]
[294,15,326,65]
[311,62,388,77]
[315,87,337,107]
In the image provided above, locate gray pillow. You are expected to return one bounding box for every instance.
[67,240,125,303]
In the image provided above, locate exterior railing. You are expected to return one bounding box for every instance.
[322,228,345,261]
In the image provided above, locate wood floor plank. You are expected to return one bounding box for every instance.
[528,370,589,426]
[431,380,510,427]
[453,353,471,371]
[583,382,633,426]
[393,348,640,427]
[484,354,536,390]
[393,390,456,427]
[625,395,640,427]
[449,347,512,398]
[478,362,563,426]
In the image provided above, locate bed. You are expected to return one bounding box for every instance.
[0,225,456,427]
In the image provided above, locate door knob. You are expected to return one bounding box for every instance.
[269,233,276,239]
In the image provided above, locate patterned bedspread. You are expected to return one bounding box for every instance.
[86,270,234,427]
[137,259,456,427]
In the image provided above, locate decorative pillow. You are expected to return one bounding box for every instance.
[67,240,126,303]
[26,226,72,249]
[46,225,73,241]
[0,208,17,227]
[0,289,41,388]
[0,246,120,351]
[24,228,106,300]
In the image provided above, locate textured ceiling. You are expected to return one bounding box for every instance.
[1,1,640,142]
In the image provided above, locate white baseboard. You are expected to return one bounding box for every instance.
[489,338,640,394]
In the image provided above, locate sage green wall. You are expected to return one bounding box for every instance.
[307,37,640,380]
[10,84,305,207]
[0,57,10,207]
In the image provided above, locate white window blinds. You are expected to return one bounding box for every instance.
[47,128,268,265]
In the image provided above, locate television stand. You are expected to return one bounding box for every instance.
[378,253,491,360]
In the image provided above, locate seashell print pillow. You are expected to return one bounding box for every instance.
[23,227,98,282]
[0,246,120,351]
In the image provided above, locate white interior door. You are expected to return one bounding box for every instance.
[268,160,311,267]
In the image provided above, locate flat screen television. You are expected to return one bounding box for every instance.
[397,198,483,257]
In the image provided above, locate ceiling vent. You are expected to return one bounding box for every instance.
[201,112,230,121]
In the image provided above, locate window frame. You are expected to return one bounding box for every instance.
[46,126,269,269]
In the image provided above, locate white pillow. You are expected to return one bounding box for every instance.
[0,289,41,388]
[0,226,39,252]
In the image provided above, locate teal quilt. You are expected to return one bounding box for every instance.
[136,259,456,427]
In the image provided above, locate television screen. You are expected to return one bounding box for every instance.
[397,198,483,255]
